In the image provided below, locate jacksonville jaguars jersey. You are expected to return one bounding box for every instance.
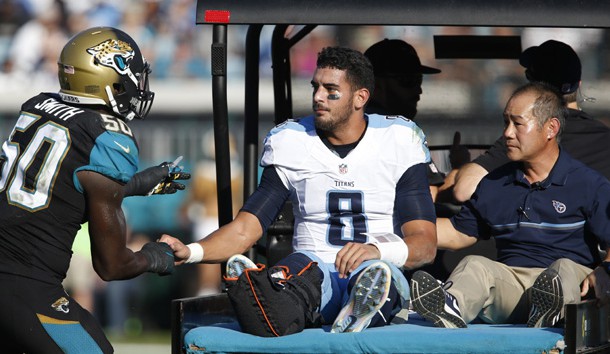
[0,93,139,284]
[260,113,431,263]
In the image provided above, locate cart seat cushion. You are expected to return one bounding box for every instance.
[184,315,564,354]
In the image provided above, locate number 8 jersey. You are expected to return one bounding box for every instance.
[260,113,432,264]
[0,93,139,284]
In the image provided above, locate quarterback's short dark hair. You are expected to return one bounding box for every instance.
[317,46,375,94]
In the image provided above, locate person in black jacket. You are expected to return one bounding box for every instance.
[453,39,610,202]
[363,39,465,202]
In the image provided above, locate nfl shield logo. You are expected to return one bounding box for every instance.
[339,164,348,174]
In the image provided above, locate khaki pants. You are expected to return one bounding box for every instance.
[446,255,592,324]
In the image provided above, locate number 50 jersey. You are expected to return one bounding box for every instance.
[0,93,139,284]
[261,113,431,264]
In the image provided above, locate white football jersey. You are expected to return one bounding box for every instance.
[261,114,431,263]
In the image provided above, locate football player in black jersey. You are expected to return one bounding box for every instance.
[0,27,189,353]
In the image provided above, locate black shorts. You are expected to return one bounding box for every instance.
[0,273,112,354]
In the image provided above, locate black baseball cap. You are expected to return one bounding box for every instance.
[519,40,581,94]
[364,39,441,76]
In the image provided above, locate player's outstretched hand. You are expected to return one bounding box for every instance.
[124,156,191,196]
[139,242,174,276]
[158,234,189,265]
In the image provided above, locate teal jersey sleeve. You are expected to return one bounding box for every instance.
[73,131,139,192]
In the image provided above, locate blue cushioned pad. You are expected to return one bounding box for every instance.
[184,315,564,354]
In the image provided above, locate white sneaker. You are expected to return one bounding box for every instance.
[226,254,257,279]
[331,261,392,333]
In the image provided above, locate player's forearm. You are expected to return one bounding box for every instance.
[402,220,437,269]
[404,238,436,269]
[87,200,152,279]
[196,211,262,263]
[92,246,149,280]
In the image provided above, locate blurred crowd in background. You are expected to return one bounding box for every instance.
[3,0,610,124]
[2,0,610,90]
[3,0,610,337]
[1,0,209,86]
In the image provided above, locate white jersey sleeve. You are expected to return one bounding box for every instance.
[260,114,430,263]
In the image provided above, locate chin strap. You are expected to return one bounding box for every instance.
[105,85,128,120]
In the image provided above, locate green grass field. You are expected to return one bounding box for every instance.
[109,331,171,354]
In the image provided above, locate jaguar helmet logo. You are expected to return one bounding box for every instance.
[87,39,135,76]
[52,296,70,314]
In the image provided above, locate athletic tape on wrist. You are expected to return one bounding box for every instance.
[186,243,204,263]
[364,232,409,268]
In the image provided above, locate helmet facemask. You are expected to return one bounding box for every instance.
[106,59,155,121]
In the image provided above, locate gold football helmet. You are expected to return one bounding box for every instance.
[58,27,154,120]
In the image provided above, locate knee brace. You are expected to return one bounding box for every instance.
[227,262,322,337]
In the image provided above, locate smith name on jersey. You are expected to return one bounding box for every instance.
[0,93,139,284]
[261,113,431,263]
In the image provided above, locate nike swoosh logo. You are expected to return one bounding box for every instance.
[114,141,131,154]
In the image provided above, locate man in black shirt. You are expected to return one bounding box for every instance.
[453,39,610,202]
[363,39,452,201]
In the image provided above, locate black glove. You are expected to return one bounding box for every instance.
[139,242,174,276]
[124,157,191,196]
[448,131,471,169]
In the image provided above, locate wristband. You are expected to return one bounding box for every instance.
[186,243,204,263]
[364,232,409,268]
